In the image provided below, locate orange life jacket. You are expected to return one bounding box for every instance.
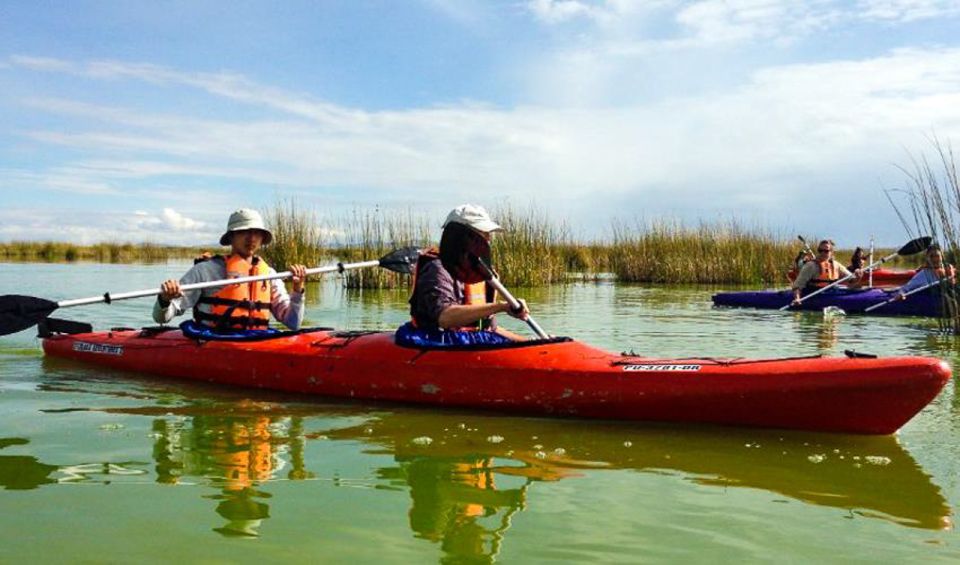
[808,259,839,288]
[194,254,272,330]
[410,248,495,331]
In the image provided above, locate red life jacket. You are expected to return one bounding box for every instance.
[410,248,495,331]
[194,254,272,330]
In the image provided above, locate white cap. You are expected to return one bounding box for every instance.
[442,204,503,234]
[219,208,273,246]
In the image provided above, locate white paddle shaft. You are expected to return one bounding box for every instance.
[864,277,950,312]
[56,259,380,309]
[485,277,549,339]
[780,250,898,311]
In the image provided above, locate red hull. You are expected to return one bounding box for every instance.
[787,268,916,287]
[42,329,950,435]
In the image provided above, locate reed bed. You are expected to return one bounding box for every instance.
[333,208,433,289]
[609,220,793,285]
[6,203,841,290]
[0,241,203,263]
[261,199,327,269]
[489,206,569,287]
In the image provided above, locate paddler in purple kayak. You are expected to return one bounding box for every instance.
[897,244,956,299]
[790,239,863,307]
[398,204,530,347]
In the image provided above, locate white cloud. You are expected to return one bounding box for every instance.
[160,208,206,231]
[0,208,219,246]
[4,47,960,243]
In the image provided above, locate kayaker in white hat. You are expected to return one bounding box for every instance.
[153,208,308,332]
[400,204,530,346]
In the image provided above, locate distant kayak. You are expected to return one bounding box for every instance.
[712,287,942,317]
[786,268,916,288]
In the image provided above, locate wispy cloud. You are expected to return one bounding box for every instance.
[4,44,960,243]
[525,0,960,50]
[11,49,960,193]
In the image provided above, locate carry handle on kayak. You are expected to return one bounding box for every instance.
[472,256,550,340]
[0,247,421,336]
[780,236,931,311]
[863,276,952,313]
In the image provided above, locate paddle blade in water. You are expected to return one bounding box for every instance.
[0,295,59,336]
[898,236,932,256]
[378,247,421,275]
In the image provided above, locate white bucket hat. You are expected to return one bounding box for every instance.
[442,204,503,234]
[219,208,273,246]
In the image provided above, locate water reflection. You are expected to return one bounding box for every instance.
[0,438,57,490]
[792,312,843,352]
[5,389,954,560]
[317,411,953,533]
[97,399,958,532]
[148,403,300,537]
[378,456,526,562]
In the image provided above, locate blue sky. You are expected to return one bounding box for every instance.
[2,0,960,246]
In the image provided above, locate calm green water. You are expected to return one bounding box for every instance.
[2,261,960,563]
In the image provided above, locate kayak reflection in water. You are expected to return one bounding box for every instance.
[150,407,303,538]
[400,204,530,347]
[379,456,528,562]
[153,208,308,334]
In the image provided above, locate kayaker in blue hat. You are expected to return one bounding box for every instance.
[790,239,862,306]
[153,208,307,332]
[398,204,529,346]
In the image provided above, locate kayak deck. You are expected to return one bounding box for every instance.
[41,327,951,435]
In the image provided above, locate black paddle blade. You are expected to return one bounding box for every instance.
[0,295,59,336]
[898,236,933,256]
[378,246,421,275]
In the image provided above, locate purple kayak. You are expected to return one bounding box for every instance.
[711,287,944,317]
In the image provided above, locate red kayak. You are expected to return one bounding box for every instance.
[40,326,950,435]
[787,267,916,287]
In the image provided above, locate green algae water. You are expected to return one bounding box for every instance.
[2,261,960,563]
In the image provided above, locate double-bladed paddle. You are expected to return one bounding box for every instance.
[0,247,421,336]
[780,236,931,311]
[472,256,550,340]
[864,275,954,313]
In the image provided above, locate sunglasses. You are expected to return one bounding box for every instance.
[817,248,831,253]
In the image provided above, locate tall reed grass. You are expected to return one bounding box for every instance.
[333,208,433,289]
[5,202,820,290]
[489,205,569,286]
[886,137,960,331]
[609,220,793,284]
[261,199,327,269]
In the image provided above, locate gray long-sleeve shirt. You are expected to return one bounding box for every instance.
[408,256,496,331]
[152,259,305,330]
